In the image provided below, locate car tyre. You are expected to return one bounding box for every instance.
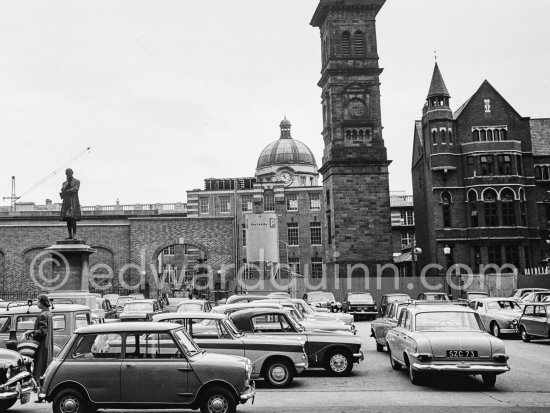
[53,388,87,413]
[324,349,353,376]
[491,322,501,338]
[200,386,236,413]
[481,373,497,388]
[264,359,294,388]
[0,398,17,412]
[520,327,531,343]
[389,349,401,370]
[408,358,422,385]
[376,341,384,352]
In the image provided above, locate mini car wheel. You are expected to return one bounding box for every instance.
[200,386,236,413]
[53,388,87,413]
[264,359,294,388]
[376,341,384,352]
[389,350,401,371]
[491,322,501,338]
[0,398,17,412]
[520,327,531,343]
[482,373,497,388]
[324,349,353,376]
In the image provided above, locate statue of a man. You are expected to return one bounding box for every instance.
[59,168,81,239]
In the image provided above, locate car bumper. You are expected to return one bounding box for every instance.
[349,310,377,316]
[0,373,37,401]
[353,352,364,363]
[239,382,256,404]
[412,362,510,375]
[500,328,518,334]
[294,362,308,374]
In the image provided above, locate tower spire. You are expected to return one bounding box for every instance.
[427,62,450,99]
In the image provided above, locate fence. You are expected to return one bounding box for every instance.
[0,291,39,302]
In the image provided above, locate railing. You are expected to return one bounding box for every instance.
[0,291,39,302]
[524,266,550,275]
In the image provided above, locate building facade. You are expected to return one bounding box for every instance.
[412,63,550,275]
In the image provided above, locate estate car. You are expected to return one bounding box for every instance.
[519,302,550,342]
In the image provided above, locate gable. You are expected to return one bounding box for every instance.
[411,120,424,168]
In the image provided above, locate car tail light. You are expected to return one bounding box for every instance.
[417,353,432,361]
[493,353,509,362]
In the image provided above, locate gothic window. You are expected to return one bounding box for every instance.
[494,129,500,141]
[358,130,364,140]
[441,191,452,228]
[480,129,487,141]
[500,189,516,226]
[354,31,365,55]
[516,155,523,176]
[448,130,453,144]
[483,189,498,227]
[519,190,527,226]
[353,130,358,139]
[487,129,494,141]
[473,130,480,141]
[468,190,478,227]
[432,130,437,145]
[345,130,351,140]
[440,129,446,145]
[501,129,507,140]
[543,166,550,181]
[342,31,351,57]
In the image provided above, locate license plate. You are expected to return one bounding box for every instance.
[21,392,31,405]
[446,350,478,358]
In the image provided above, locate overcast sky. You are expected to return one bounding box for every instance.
[1,0,549,206]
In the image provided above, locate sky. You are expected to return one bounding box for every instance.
[1,0,549,206]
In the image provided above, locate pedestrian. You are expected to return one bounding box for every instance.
[25,295,54,402]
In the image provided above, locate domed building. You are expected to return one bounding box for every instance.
[255,118,319,187]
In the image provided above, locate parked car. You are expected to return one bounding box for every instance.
[266,292,291,299]
[371,301,411,352]
[510,288,548,301]
[379,294,410,315]
[40,322,255,413]
[342,292,377,320]
[225,294,269,305]
[119,299,164,322]
[230,308,363,376]
[461,291,489,302]
[0,348,36,411]
[303,291,342,312]
[153,312,308,387]
[163,297,193,312]
[416,292,450,301]
[94,297,117,319]
[519,290,550,304]
[386,304,510,387]
[176,299,213,313]
[0,302,92,355]
[519,302,550,342]
[468,298,522,337]
[102,294,120,307]
[290,299,354,326]
[114,296,136,318]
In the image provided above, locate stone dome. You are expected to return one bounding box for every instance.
[256,118,318,170]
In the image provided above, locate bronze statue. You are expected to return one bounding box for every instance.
[59,168,81,239]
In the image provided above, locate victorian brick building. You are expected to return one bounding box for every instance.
[412,63,550,274]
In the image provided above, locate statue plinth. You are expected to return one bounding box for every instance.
[45,240,96,292]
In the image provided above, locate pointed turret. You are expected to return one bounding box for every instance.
[426,63,451,110]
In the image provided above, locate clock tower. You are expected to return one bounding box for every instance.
[311,0,393,278]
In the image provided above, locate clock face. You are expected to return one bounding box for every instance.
[279,171,293,185]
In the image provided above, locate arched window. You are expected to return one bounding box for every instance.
[501,129,507,140]
[493,129,500,141]
[352,130,358,139]
[543,166,550,180]
[480,129,487,141]
[440,129,446,144]
[441,191,452,228]
[448,130,453,144]
[432,130,437,145]
[535,165,542,180]
[519,188,527,226]
[468,190,478,227]
[487,129,493,141]
[500,188,516,226]
[345,130,351,140]
[473,130,480,141]
[516,155,523,175]
[342,31,351,57]
[354,31,365,55]
[519,188,526,201]
[483,189,498,227]
[358,130,364,140]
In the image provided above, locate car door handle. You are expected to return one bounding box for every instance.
[125,363,135,367]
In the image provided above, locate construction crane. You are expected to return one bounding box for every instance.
[3,147,91,211]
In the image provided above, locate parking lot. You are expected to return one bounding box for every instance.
[10,320,550,413]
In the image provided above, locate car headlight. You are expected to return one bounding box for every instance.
[374,304,378,311]
[5,367,11,380]
[509,319,518,328]
[336,302,342,307]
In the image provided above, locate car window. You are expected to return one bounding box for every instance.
[523,293,534,302]
[75,313,91,329]
[251,314,288,333]
[124,302,153,312]
[178,303,204,312]
[0,316,11,333]
[124,332,181,359]
[487,300,520,310]
[415,312,484,332]
[468,301,476,309]
[384,303,393,318]
[397,308,406,327]
[534,306,547,318]
[523,305,535,316]
[71,333,122,359]
[477,302,484,308]
[403,311,410,330]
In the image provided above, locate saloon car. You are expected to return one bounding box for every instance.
[379,294,410,315]
[342,292,377,320]
[519,302,550,342]
[469,298,522,337]
[0,302,92,355]
[519,290,550,304]
[176,299,213,313]
[290,299,354,326]
[510,288,548,301]
[119,299,164,322]
[417,292,451,301]
[231,308,363,376]
[153,312,308,387]
[0,348,36,411]
[225,295,270,305]
[114,296,136,318]
[371,301,411,352]
[40,322,255,413]
[303,291,342,312]
[386,305,510,387]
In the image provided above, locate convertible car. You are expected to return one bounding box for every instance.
[386,305,510,387]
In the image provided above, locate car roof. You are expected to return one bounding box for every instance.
[231,308,288,318]
[153,312,226,321]
[348,292,372,295]
[75,321,181,334]
[125,299,157,304]
[0,303,90,314]
[214,302,282,311]
[524,302,550,306]
[476,297,515,302]
[177,299,208,304]
[406,305,474,314]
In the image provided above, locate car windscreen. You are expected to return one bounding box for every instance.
[468,293,489,300]
[486,300,521,310]
[415,311,484,332]
[0,316,10,333]
[349,293,373,301]
[178,303,204,312]
[173,328,201,355]
[116,297,134,307]
[309,292,335,301]
[124,303,153,312]
[388,295,409,303]
[223,318,243,337]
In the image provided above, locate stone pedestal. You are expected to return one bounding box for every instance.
[45,240,96,292]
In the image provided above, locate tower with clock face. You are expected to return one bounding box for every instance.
[311,0,393,277]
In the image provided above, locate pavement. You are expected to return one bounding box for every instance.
[9,319,550,412]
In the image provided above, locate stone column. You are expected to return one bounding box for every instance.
[45,240,96,292]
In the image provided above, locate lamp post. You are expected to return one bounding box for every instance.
[410,236,422,277]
